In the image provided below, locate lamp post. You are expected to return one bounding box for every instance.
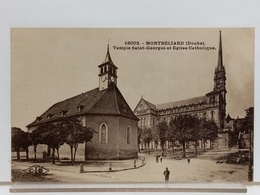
[248,127,253,182]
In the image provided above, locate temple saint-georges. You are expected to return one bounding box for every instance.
[27,46,139,160]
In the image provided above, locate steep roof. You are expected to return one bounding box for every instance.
[156,96,207,110]
[27,84,138,128]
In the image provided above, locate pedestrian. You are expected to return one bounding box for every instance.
[134,158,137,168]
[160,156,162,163]
[187,157,190,164]
[163,167,170,182]
[156,155,159,163]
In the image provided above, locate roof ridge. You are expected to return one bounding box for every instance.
[113,85,138,120]
[113,84,121,114]
[156,95,206,107]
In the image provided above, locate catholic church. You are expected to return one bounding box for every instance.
[27,46,139,160]
[134,31,229,149]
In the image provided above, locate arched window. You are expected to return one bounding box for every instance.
[99,123,108,143]
[126,126,131,144]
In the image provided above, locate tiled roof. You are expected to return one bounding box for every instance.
[156,96,207,110]
[27,84,138,128]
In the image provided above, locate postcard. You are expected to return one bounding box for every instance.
[11,28,254,183]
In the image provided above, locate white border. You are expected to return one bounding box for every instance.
[1,0,260,185]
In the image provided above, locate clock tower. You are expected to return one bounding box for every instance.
[98,45,118,91]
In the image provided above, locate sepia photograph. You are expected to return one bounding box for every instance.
[11,28,254,183]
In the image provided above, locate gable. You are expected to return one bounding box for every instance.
[134,98,156,114]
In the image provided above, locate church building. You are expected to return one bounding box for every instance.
[27,46,139,160]
[134,31,229,149]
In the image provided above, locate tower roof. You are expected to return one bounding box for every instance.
[215,31,225,72]
[104,44,114,64]
[98,44,118,69]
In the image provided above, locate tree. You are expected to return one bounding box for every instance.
[167,120,178,153]
[138,127,153,151]
[154,120,168,156]
[12,127,23,160]
[34,123,65,164]
[199,117,219,151]
[12,127,31,160]
[58,117,95,165]
[29,128,43,160]
[168,114,199,158]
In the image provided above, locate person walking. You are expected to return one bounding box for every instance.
[163,167,170,182]
[160,156,163,163]
[187,157,190,164]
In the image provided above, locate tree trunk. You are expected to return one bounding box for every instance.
[161,142,164,156]
[26,147,29,160]
[34,145,37,160]
[52,147,55,164]
[56,148,60,162]
[73,146,78,163]
[203,140,206,152]
[182,142,186,158]
[70,146,74,165]
[16,149,20,160]
[194,143,198,155]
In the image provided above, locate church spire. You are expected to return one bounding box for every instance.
[216,31,224,72]
[104,44,114,65]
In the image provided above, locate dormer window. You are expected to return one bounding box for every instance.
[77,105,84,112]
[60,110,67,116]
[47,114,53,119]
[36,116,42,121]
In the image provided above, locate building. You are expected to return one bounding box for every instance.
[134,31,228,149]
[27,45,139,160]
[225,107,254,149]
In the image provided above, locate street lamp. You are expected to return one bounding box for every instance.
[248,127,253,182]
[245,107,254,182]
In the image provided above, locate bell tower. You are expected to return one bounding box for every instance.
[98,45,118,91]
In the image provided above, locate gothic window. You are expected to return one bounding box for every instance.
[99,123,108,143]
[126,126,131,144]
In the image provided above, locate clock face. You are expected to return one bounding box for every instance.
[101,75,107,82]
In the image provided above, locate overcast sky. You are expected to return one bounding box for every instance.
[11,28,254,130]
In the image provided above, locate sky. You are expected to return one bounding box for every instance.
[11,28,254,130]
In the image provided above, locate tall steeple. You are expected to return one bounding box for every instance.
[213,31,227,129]
[214,31,226,92]
[98,45,118,91]
[216,31,224,71]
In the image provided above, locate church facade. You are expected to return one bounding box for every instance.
[134,31,229,149]
[27,46,139,160]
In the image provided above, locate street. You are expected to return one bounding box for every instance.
[12,153,248,183]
